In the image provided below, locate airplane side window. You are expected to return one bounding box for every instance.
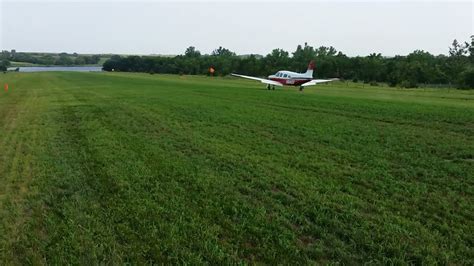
[288,75,291,78]
[283,74,288,78]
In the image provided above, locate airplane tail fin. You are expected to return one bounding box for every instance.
[305,60,315,77]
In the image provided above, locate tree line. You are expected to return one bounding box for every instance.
[103,37,474,89]
[2,37,472,89]
[0,50,101,69]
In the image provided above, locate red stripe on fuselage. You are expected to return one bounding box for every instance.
[269,77,311,86]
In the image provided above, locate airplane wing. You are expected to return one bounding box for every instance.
[231,73,283,86]
[301,78,339,87]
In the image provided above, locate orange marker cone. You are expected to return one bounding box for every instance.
[4,83,8,92]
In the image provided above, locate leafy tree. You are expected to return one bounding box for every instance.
[445,39,471,84]
[185,46,201,58]
[236,54,262,75]
[263,49,290,74]
[74,56,86,65]
[1,50,11,60]
[458,67,474,89]
[209,47,237,75]
[0,59,10,71]
[292,43,316,71]
[40,55,55,65]
[55,55,74,65]
[449,39,469,57]
[469,35,474,63]
[211,46,236,57]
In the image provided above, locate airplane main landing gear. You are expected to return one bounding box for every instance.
[299,86,304,92]
[267,84,275,90]
[267,84,271,90]
[272,85,275,90]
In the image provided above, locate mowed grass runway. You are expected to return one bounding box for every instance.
[0,72,473,264]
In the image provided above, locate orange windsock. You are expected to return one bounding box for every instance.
[4,83,8,92]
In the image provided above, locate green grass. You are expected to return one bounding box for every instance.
[0,72,473,264]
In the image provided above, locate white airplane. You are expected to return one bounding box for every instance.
[231,61,338,91]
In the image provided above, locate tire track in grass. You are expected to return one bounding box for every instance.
[0,111,21,203]
[0,76,52,264]
[0,81,117,263]
[23,84,223,263]
[65,88,246,263]
[0,78,33,206]
[48,85,307,263]
[0,92,26,261]
[75,90,367,263]
[29,85,132,264]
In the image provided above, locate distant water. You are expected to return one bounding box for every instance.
[7,66,103,72]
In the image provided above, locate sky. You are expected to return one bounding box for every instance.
[0,0,472,56]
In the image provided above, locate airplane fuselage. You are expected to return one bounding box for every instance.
[268,71,312,86]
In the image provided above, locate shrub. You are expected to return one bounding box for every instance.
[458,68,474,89]
[400,80,418,88]
[388,80,397,87]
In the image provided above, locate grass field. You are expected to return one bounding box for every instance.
[0,72,473,264]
